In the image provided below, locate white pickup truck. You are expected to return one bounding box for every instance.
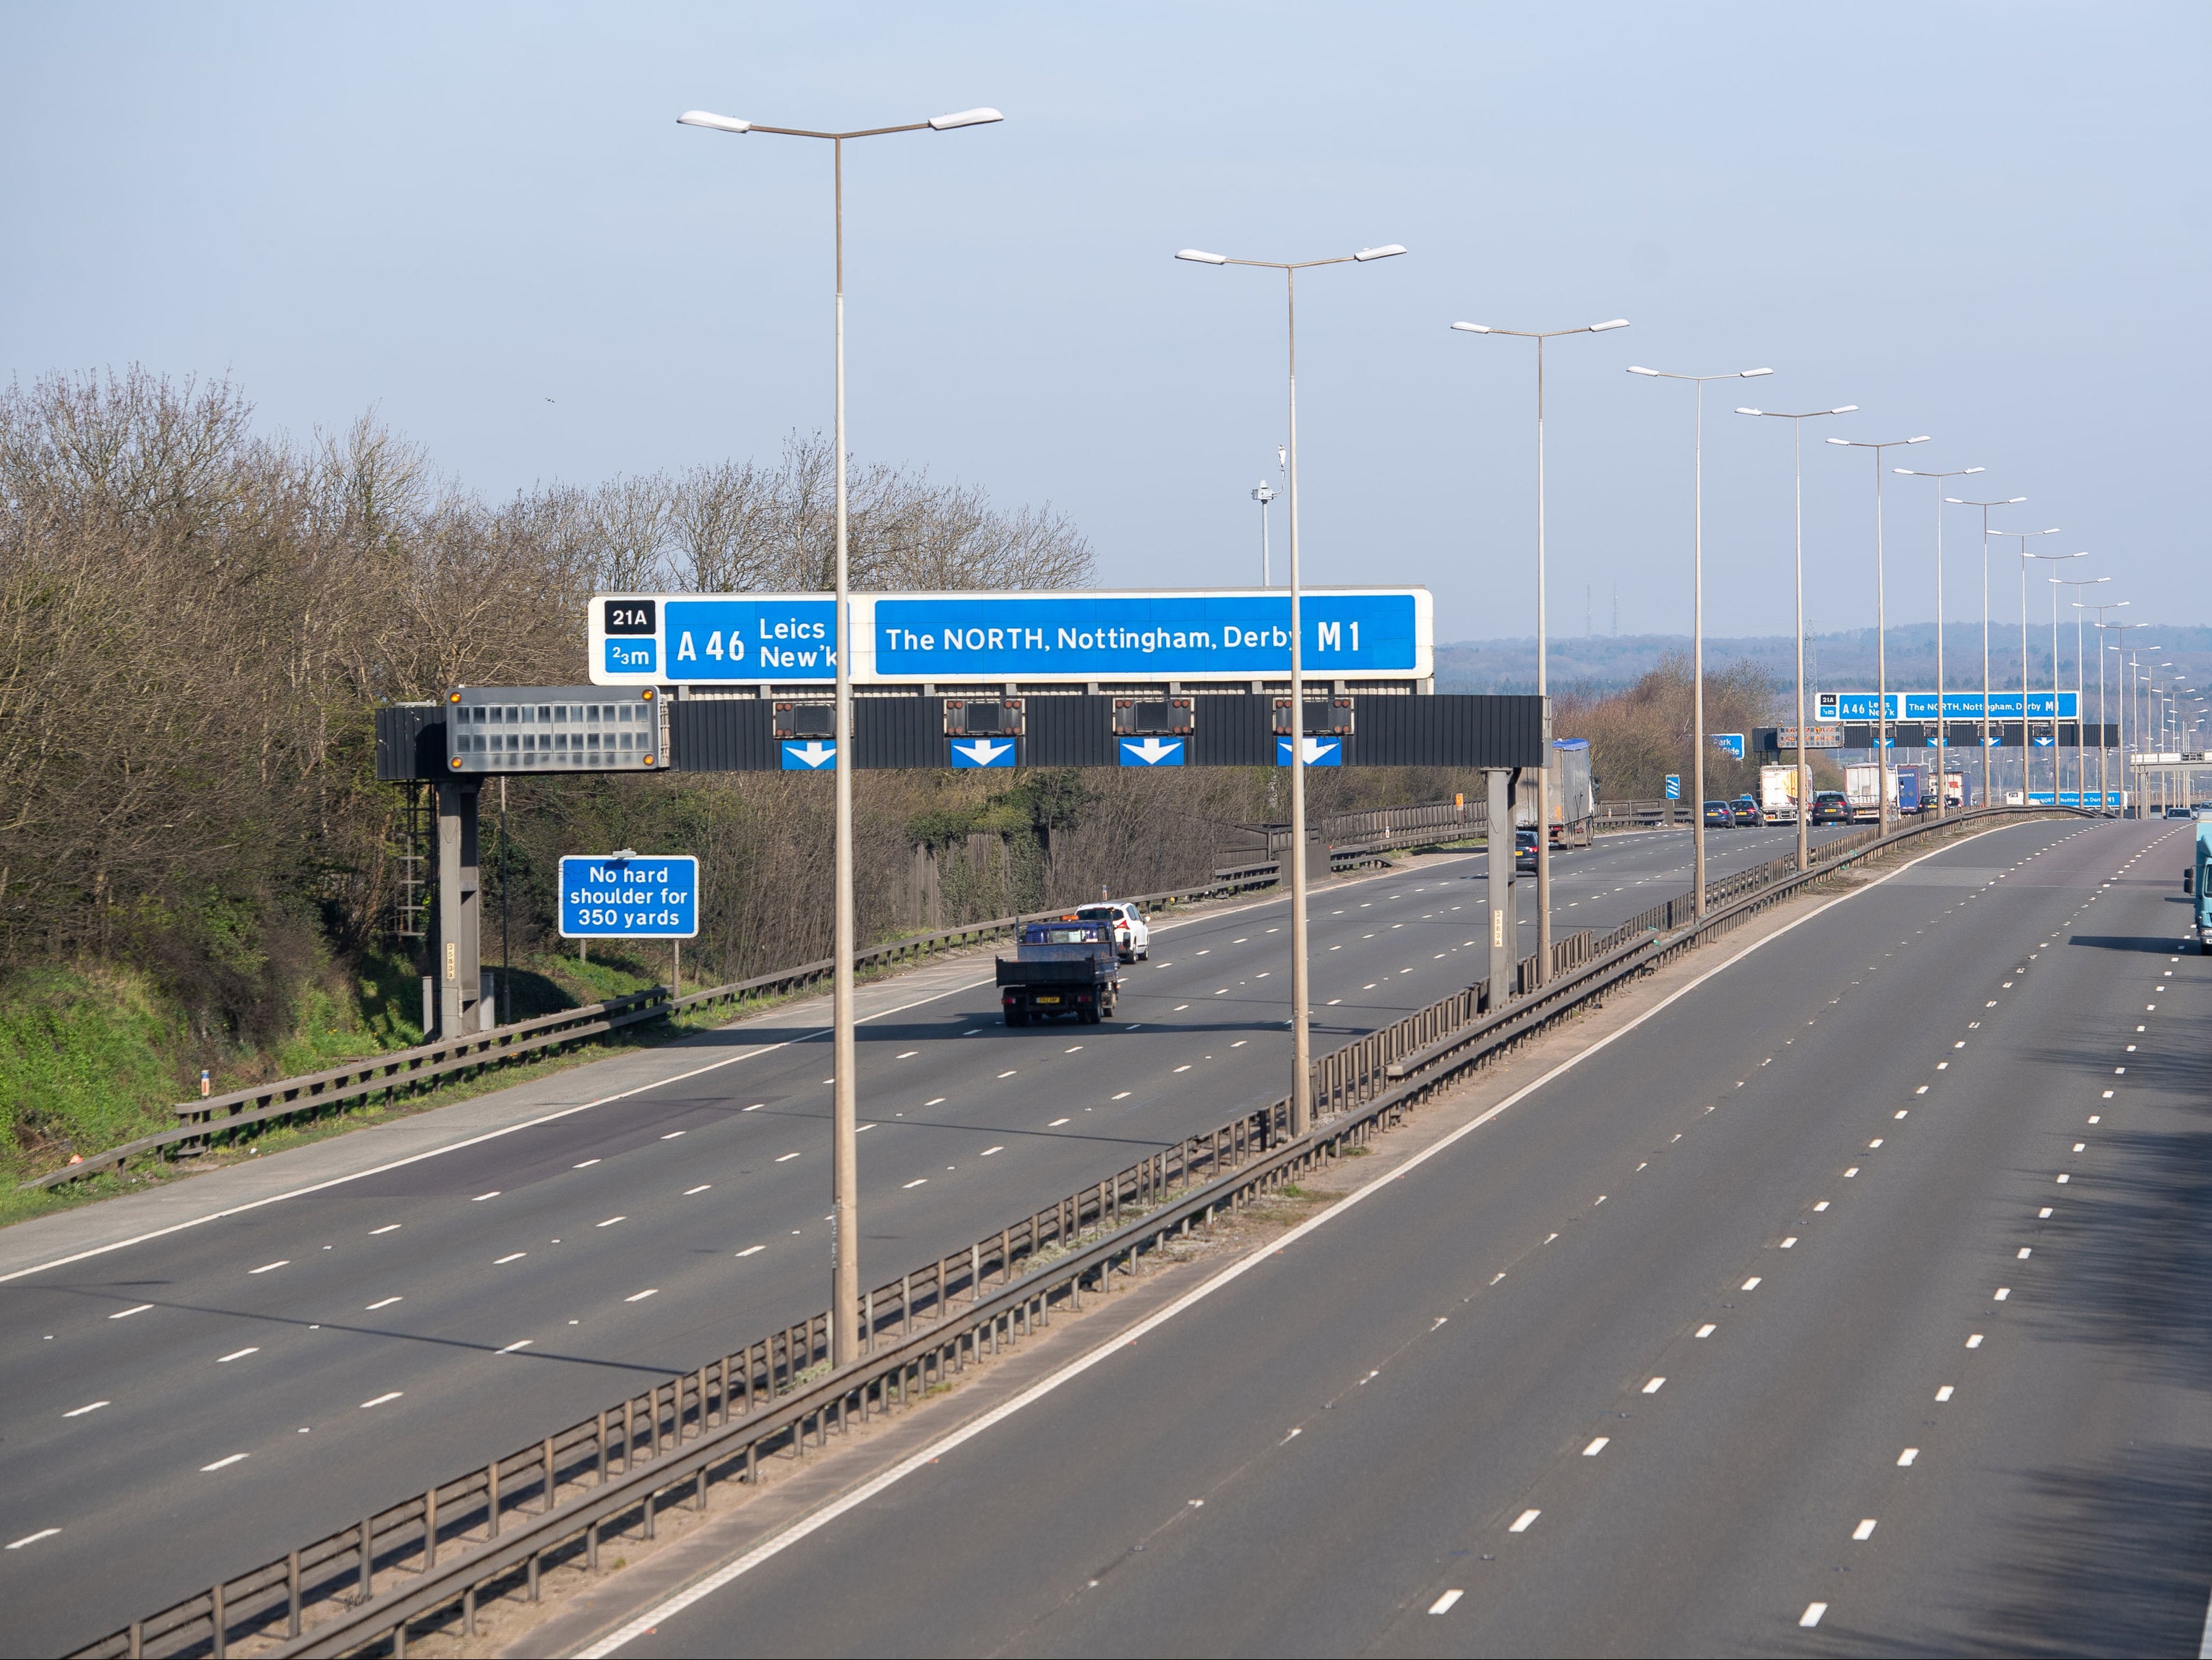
[1076,901,1150,962]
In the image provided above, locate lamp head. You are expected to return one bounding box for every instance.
[1736,407,1763,416]
[677,111,751,134]
[1589,318,1629,331]
[1175,249,1229,265]
[1451,322,1493,334]
[928,107,1003,130]
[1626,366,1660,377]
[1739,367,1774,378]
[1353,244,1407,261]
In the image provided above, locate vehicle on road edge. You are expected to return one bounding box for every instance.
[1076,901,1150,962]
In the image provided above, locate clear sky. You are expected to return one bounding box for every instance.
[4,2,2204,647]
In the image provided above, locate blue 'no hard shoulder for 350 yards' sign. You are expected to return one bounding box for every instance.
[559,855,698,938]
[587,588,1432,685]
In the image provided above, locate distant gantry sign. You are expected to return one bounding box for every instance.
[586,588,1433,687]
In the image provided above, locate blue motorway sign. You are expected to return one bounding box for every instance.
[1118,736,1186,767]
[1712,732,1746,760]
[589,589,1433,687]
[558,855,698,938]
[949,737,1018,769]
[1665,774,1681,800]
[780,740,837,771]
[1279,736,1342,767]
[1815,690,2078,722]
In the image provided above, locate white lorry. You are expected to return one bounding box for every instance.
[1759,764,1802,823]
[1516,738,1598,847]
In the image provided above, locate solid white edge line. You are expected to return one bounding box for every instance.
[577,819,1999,1656]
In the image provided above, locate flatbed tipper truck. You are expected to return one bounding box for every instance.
[997,917,1122,1024]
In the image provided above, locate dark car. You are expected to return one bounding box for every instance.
[1811,790,1852,825]
[1731,795,1765,826]
[1515,826,1539,870]
[2168,805,2194,820]
[1702,800,1733,828]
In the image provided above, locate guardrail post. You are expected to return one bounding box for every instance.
[423,1487,437,1570]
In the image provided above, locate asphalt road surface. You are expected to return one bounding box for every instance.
[0,821,1848,1652]
[607,816,2212,1659]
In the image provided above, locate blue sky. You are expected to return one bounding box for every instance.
[4,2,2204,645]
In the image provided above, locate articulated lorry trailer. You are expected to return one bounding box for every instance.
[1516,737,1597,847]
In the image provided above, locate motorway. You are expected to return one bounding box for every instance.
[0,821,1840,1651]
[603,816,2212,1659]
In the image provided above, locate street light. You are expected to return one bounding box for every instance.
[1892,466,1983,816]
[1629,362,1772,915]
[2052,573,2112,805]
[1178,240,1407,1138]
[1993,526,2062,801]
[1739,403,1856,865]
[1947,496,2027,807]
[2021,546,2087,801]
[1453,315,1629,978]
[2079,600,2129,813]
[680,100,1002,1367]
[1826,434,1931,823]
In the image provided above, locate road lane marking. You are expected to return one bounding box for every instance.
[1935,1386,1954,1401]
[365,1296,402,1310]
[1994,1288,2011,1301]
[597,1215,625,1227]
[360,1392,403,1408]
[576,834,2006,1654]
[498,1340,533,1353]
[1509,1510,1540,1532]
[1813,1201,1829,1212]
[1048,1118,1071,1127]
[1853,1519,1877,1541]
[903,1179,928,1189]
[217,1348,259,1363]
[110,1304,153,1319]
[473,1191,501,1202]
[776,1152,800,1163]
[370,1224,402,1234]
[897,1051,917,1058]
[1642,1377,1666,1394]
[201,1454,249,1471]
[2018,1247,2033,1259]
[736,1246,764,1257]
[63,1400,109,1417]
[685,1184,712,1195]
[1696,1324,1716,1338]
[1898,1448,1919,1466]
[6,1529,60,1549]
[249,1261,289,1275]
[1743,1278,1762,1290]
[495,1252,526,1264]
[624,1289,658,1303]
[1583,1437,1609,1456]
[1968,1333,1984,1347]
[1428,1591,1463,1614]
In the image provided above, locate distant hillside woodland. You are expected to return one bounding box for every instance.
[0,370,1476,1176]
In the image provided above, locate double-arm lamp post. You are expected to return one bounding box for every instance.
[1892,466,1983,817]
[1452,317,1629,976]
[2078,599,2128,812]
[2052,573,2111,804]
[1825,434,1930,823]
[1628,362,1772,917]
[678,101,1003,1367]
[1947,496,2027,806]
[2023,547,2088,800]
[1739,403,1856,866]
[1994,526,2062,802]
[1176,241,1407,1137]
